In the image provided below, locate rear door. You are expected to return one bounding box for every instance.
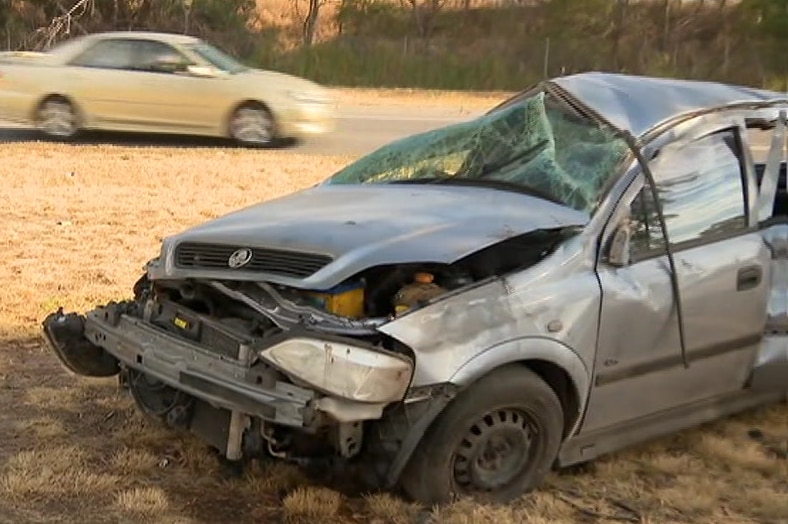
[584,126,772,433]
[65,38,144,126]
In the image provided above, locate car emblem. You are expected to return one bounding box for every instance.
[228,248,253,269]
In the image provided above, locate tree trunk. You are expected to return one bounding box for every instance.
[405,0,444,39]
[612,0,629,71]
[302,0,321,46]
[662,0,670,53]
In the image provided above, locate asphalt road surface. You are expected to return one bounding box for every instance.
[0,102,775,158]
[0,104,482,156]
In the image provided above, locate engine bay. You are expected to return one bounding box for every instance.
[142,227,575,345]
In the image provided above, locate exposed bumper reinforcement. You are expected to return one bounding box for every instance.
[52,305,316,428]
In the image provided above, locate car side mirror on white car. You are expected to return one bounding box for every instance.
[186,65,219,78]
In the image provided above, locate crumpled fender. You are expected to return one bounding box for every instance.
[383,336,590,488]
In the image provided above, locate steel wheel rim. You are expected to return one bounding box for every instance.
[39,100,76,137]
[451,408,537,494]
[230,108,274,145]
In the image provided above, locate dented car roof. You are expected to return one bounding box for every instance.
[549,72,788,138]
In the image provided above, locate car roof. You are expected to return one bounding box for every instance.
[548,72,788,138]
[85,31,202,45]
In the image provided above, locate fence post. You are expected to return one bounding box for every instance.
[543,36,550,79]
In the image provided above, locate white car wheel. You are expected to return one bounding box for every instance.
[229,105,276,147]
[37,98,78,139]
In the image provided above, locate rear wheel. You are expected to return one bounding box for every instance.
[229,104,277,147]
[400,366,564,505]
[37,96,79,140]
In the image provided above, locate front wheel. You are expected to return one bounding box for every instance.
[229,104,277,148]
[400,366,564,505]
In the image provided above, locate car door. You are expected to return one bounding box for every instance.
[65,38,145,126]
[582,126,772,433]
[128,39,228,132]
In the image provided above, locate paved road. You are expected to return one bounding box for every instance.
[301,105,484,155]
[0,103,774,157]
[0,104,483,156]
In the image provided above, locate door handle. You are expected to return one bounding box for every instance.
[736,265,762,291]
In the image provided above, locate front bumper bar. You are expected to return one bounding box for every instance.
[43,305,315,428]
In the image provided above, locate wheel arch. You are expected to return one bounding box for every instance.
[447,337,591,439]
[516,359,581,439]
[381,338,591,488]
[32,93,82,122]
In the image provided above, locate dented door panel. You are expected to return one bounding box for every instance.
[583,125,773,433]
[585,233,770,432]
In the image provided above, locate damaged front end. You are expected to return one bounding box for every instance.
[42,270,420,469]
[41,220,575,486]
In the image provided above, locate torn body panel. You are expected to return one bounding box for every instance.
[379,235,597,385]
[378,234,596,434]
[751,106,787,393]
[753,223,788,393]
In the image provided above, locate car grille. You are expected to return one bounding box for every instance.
[174,242,332,278]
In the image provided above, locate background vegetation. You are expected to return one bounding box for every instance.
[1,0,786,93]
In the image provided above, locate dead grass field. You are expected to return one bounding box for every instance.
[331,88,515,110]
[0,137,786,524]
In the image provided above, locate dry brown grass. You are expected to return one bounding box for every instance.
[0,134,786,524]
[282,486,343,521]
[331,87,515,110]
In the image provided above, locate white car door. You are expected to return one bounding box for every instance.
[64,38,148,127]
[127,39,231,133]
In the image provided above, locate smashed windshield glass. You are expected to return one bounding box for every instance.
[185,42,248,74]
[325,91,630,212]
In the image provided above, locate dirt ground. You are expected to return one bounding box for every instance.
[0,100,786,523]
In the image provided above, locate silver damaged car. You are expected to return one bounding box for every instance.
[42,72,788,505]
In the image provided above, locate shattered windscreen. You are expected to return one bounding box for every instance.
[325,91,630,212]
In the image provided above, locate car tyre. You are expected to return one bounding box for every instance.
[400,365,564,505]
[229,103,277,148]
[36,96,79,141]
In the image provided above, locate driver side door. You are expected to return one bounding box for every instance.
[583,127,771,434]
[128,39,228,132]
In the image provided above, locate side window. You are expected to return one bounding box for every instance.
[69,39,136,69]
[630,130,747,256]
[131,40,192,74]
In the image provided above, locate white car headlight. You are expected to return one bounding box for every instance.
[259,337,413,403]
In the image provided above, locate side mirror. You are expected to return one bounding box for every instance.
[186,65,218,78]
[607,217,639,267]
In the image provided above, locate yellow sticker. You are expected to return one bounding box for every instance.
[173,317,189,330]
